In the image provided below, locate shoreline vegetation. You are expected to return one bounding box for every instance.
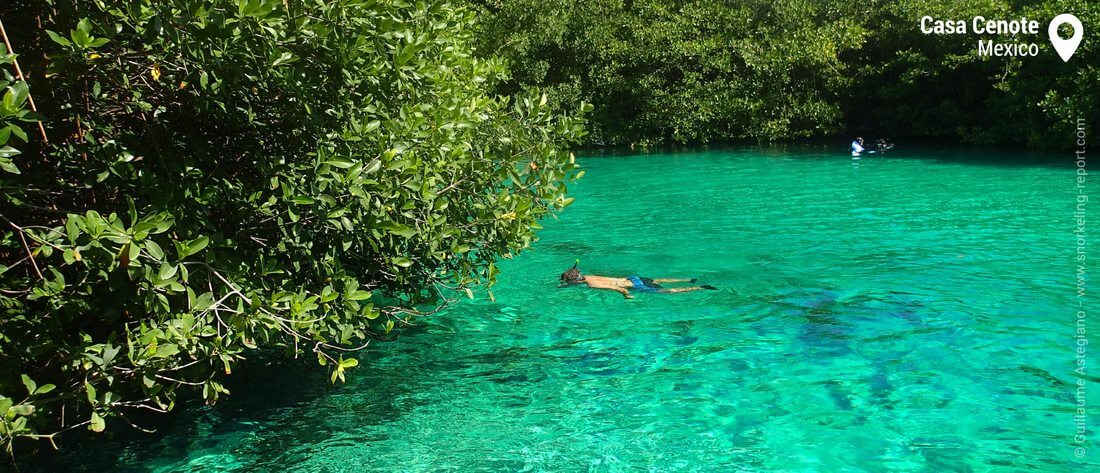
[471,0,1096,149]
[0,0,586,458]
[0,0,1092,462]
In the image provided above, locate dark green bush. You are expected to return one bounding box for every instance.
[846,0,1098,147]
[472,0,1096,147]
[471,0,866,145]
[0,0,587,452]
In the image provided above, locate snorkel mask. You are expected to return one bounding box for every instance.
[558,260,584,287]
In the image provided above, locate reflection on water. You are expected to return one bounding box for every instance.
[31,147,1099,471]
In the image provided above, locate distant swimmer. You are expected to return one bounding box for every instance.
[557,261,717,299]
[851,137,895,157]
[851,137,865,157]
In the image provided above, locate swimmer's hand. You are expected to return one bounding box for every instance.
[623,292,634,299]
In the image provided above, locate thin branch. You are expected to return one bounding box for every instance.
[115,412,156,434]
[0,215,43,279]
[0,17,48,143]
[154,374,206,386]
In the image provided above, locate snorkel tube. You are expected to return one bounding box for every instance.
[558,259,583,287]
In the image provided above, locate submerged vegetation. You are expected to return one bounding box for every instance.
[471,0,1097,147]
[0,0,585,454]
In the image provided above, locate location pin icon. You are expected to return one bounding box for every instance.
[1048,13,1083,62]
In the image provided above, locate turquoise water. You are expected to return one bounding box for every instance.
[33,147,1098,471]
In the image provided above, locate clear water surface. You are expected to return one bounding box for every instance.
[31,146,1099,472]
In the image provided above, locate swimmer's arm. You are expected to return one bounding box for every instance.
[587,282,633,299]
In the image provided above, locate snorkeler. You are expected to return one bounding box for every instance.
[558,261,717,299]
[851,137,865,156]
[851,137,895,157]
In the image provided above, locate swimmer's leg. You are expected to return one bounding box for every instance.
[660,285,718,293]
[652,278,697,284]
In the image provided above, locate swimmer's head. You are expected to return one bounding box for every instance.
[559,260,584,286]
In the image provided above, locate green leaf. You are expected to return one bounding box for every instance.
[0,145,20,158]
[177,236,209,258]
[90,412,105,432]
[8,124,26,143]
[193,292,215,311]
[290,196,315,205]
[65,216,81,243]
[70,25,90,48]
[189,236,210,254]
[381,222,415,238]
[145,240,165,260]
[127,240,140,263]
[330,367,342,384]
[324,158,356,169]
[10,404,34,416]
[21,374,36,396]
[347,290,372,301]
[153,344,180,359]
[364,159,382,174]
[85,382,97,405]
[6,81,29,108]
[9,81,27,107]
[158,262,177,280]
[392,256,413,268]
[126,196,138,227]
[271,52,297,67]
[45,30,72,47]
[0,155,19,174]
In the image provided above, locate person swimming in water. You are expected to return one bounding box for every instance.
[851,137,865,156]
[558,262,717,299]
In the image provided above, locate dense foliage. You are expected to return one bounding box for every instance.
[0,0,586,453]
[472,0,866,145]
[848,0,1098,147]
[472,0,1097,147]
